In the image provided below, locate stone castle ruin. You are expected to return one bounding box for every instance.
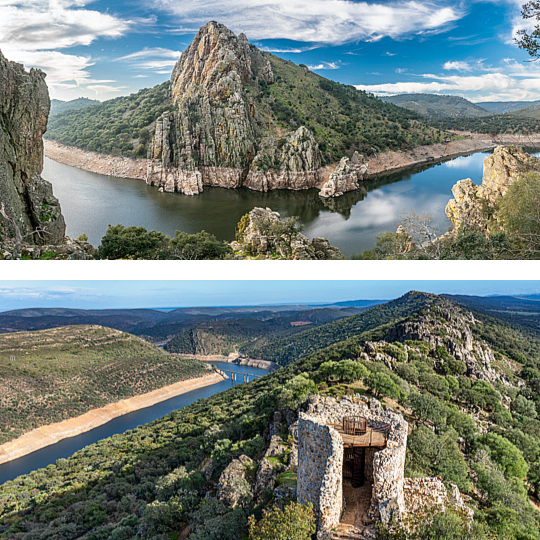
[297,395,472,539]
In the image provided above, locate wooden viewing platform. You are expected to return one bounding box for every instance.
[328,422,388,448]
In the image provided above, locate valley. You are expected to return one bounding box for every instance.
[1,290,540,540]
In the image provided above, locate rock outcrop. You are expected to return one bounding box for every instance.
[445,146,538,232]
[146,22,367,198]
[0,49,66,245]
[319,152,368,198]
[231,207,345,260]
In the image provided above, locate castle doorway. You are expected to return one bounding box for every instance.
[343,447,366,488]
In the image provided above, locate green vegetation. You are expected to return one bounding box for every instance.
[0,325,207,444]
[239,291,435,365]
[255,55,450,161]
[46,82,173,157]
[49,98,101,116]
[1,293,540,539]
[95,225,232,260]
[46,51,451,162]
[430,114,540,135]
[247,502,315,540]
[381,94,490,119]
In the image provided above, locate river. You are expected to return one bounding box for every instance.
[43,151,489,256]
[0,362,269,485]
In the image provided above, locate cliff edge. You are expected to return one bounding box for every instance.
[0,49,66,245]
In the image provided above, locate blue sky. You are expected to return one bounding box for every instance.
[2,0,540,103]
[0,280,539,311]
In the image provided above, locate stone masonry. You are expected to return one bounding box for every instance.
[297,396,408,537]
[297,395,472,538]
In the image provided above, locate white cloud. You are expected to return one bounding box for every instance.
[115,47,181,62]
[0,0,133,99]
[307,62,340,70]
[443,61,473,71]
[114,47,181,74]
[151,0,463,44]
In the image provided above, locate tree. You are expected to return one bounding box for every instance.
[169,230,232,260]
[478,432,529,480]
[96,224,169,259]
[497,171,540,258]
[248,502,316,540]
[367,371,404,400]
[511,395,537,418]
[515,2,540,59]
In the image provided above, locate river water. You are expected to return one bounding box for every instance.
[43,152,489,256]
[0,362,268,485]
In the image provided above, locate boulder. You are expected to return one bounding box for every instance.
[217,455,253,508]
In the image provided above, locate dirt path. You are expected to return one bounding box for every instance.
[0,372,224,465]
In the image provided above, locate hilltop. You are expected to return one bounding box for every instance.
[46,22,449,195]
[382,93,490,118]
[1,292,540,539]
[0,325,206,444]
[50,98,100,116]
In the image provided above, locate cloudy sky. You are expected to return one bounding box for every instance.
[1,0,539,102]
[0,280,539,311]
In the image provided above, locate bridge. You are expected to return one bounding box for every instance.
[214,368,262,384]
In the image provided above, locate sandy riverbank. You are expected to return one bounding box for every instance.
[44,136,506,189]
[0,372,224,466]
[177,353,279,372]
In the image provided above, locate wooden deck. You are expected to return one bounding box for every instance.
[328,423,387,447]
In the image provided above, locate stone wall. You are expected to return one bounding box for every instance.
[297,414,343,535]
[297,396,408,536]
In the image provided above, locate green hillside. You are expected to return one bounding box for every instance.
[50,98,101,116]
[381,93,490,118]
[45,55,450,161]
[2,293,540,540]
[239,291,434,365]
[0,325,206,444]
[45,82,173,157]
[430,113,540,134]
[511,103,540,119]
[164,308,358,356]
[478,100,540,114]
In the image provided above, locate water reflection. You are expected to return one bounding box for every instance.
[42,151,499,256]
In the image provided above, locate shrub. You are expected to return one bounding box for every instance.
[248,502,316,540]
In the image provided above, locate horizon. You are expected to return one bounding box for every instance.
[1,281,540,311]
[2,2,540,103]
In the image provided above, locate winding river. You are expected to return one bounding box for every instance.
[43,151,490,256]
[0,362,269,485]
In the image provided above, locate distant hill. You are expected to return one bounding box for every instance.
[476,100,540,114]
[510,103,540,119]
[381,94,490,118]
[50,98,101,116]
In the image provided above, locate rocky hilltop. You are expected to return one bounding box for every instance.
[445,145,538,232]
[146,22,369,198]
[0,49,65,245]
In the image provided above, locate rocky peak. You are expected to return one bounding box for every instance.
[0,49,65,245]
[171,21,273,105]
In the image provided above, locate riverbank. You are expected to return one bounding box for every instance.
[0,372,224,466]
[177,353,279,372]
[44,137,501,189]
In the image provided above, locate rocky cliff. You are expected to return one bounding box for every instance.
[0,49,65,245]
[445,146,538,232]
[146,22,368,198]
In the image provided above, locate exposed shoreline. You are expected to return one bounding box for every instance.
[44,136,520,191]
[0,372,224,466]
[175,353,279,372]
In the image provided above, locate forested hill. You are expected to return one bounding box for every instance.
[381,93,490,118]
[238,291,435,365]
[50,98,101,116]
[2,292,540,539]
[45,27,448,162]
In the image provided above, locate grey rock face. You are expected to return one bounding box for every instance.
[319,152,369,198]
[217,455,252,508]
[0,49,66,244]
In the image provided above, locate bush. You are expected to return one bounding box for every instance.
[169,230,232,260]
[96,224,169,260]
[248,502,316,540]
[478,433,529,480]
